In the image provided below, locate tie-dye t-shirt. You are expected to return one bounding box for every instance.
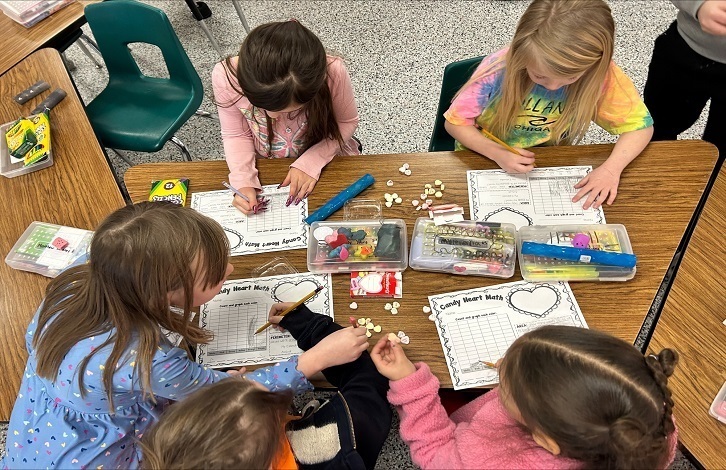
[444,48,653,149]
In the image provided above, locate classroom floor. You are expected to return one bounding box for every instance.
[0,1,709,468]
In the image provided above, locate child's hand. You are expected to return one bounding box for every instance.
[296,326,369,377]
[572,165,621,209]
[267,302,295,331]
[371,337,417,381]
[491,147,536,174]
[231,187,262,214]
[280,168,316,206]
[698,0,726,36]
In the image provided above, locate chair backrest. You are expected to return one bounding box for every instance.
[428,56,484,152]
[84,0,202,96]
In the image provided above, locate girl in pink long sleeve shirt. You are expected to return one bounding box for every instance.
[372,325,679,470]
[212,20,360,214]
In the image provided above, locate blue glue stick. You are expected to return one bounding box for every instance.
[520,242,637,268]
[304,174,375,224]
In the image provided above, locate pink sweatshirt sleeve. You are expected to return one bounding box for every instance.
[387,363,468,469]
[289,57,359,180]
[211,61,262,190]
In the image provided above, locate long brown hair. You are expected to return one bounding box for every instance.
[458,0,614,145]
[140,377,293,469]
[220,20,345,155]
[499,326,678,469]
[33,202,230,411]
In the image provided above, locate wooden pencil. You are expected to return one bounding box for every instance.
[254,285,324,334]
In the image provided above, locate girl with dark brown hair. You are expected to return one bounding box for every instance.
[372,325,679,469]
[212,20,360,215]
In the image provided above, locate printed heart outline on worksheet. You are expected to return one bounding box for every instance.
[507,284,561,318]
[224,228,243,251]
[271,279,322,303]
[482,207,533,227]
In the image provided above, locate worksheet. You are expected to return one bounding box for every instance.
[191,185,308,256]
[467,166,606,229]
[428,280,587,390]
[197,272,334,368]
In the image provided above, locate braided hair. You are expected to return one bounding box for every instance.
[499,326,679,470]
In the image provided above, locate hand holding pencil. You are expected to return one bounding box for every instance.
[256,286,324,334]
[479,128,536,173]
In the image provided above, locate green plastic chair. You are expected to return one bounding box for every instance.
[428,56,484,152]
[84,0,203,162]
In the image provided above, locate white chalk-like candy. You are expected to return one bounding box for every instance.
[421,203,429,210]
[385,201,392,208]
[422,306,431,313]
[397,331,406,338]
[424,183,432,189]
[435,191,443,198]
[404,169,412,176]
[428,313,435,321]
[390,308,398,315]
[349,302,358,310]
[420,193,427,200]
[416,206,422,211]
[428,188,436,195]
[402,163,410,170]
[391,193,398,199]
[412,200,420,206]
[366,322,374,329]
[434,179,442,186]
[357,318,366,325]
[440,184,445,190]
[425,199,433,205]
[400,336,410,345]
[386,180,394,186]
[384,303,392,310]
[373,325,382,333]
[366,330,372,338]
[392,302,400,308]
[394,197,402,204]
[384,193,392,200]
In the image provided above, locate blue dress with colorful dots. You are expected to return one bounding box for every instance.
[0,311,231,469]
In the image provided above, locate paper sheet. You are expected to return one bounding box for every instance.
[191,185,308,256]
[429,281,587,389]
[197,272,334,368]
[467,166,606,229]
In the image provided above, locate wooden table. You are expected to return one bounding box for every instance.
[0,1,94,76]
[124,141,718,387]
[0,48,125,420]
[648,164,725,470]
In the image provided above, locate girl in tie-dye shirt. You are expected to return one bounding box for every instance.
[445,0,653,210]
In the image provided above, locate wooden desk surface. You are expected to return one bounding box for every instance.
[0,49,125,420]
[648,164,725,470]
[0,1,93,76]
[125,141,717,387]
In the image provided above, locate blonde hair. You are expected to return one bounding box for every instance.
[34,202,230,411]
[140,377,293,469]
[461,0,614,144]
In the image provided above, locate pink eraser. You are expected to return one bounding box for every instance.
[51,237,69,250]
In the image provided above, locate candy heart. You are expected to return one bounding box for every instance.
[349,230,366,241]
[428,313,435,321]
[339,246,350,261]
[400,335,410,345]
[453,265,466,273]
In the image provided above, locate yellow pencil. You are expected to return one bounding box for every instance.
[255,286,324,334]
[480,127,520,155]
[481,360,498,368]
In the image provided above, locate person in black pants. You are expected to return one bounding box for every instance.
[644,0,726,161]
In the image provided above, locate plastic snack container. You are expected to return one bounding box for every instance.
[518,224,636,282]
[5,222,93,277]
[307,219,408,273]
[710,381,726,424]
[409,218,517,278]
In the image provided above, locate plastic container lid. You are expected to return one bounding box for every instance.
[5,222,93,277]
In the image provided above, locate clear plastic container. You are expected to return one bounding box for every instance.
[5,222,93,277]
[0,118,54,178]
[409,218,517,278]
[710,381,726,424]
[307,219,408,273]
[518,224,636,282]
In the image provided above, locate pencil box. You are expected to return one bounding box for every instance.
[517,224,636,282]
[409,218,517,278]
[307,219,408,273]
[5,221,93,277]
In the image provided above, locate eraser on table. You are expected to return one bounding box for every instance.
[51,237,69,250]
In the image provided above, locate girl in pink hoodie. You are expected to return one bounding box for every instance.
[212,20,360,214]
[371,325,679,469]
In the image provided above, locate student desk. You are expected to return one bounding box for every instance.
[124,141,718,388]
[0,48,125,420]
[648,164,725,470]
[0,1,96,76]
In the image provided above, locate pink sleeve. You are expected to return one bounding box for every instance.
[289,57,359,180]
[211,61,262,190]
[387,363,467,469]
